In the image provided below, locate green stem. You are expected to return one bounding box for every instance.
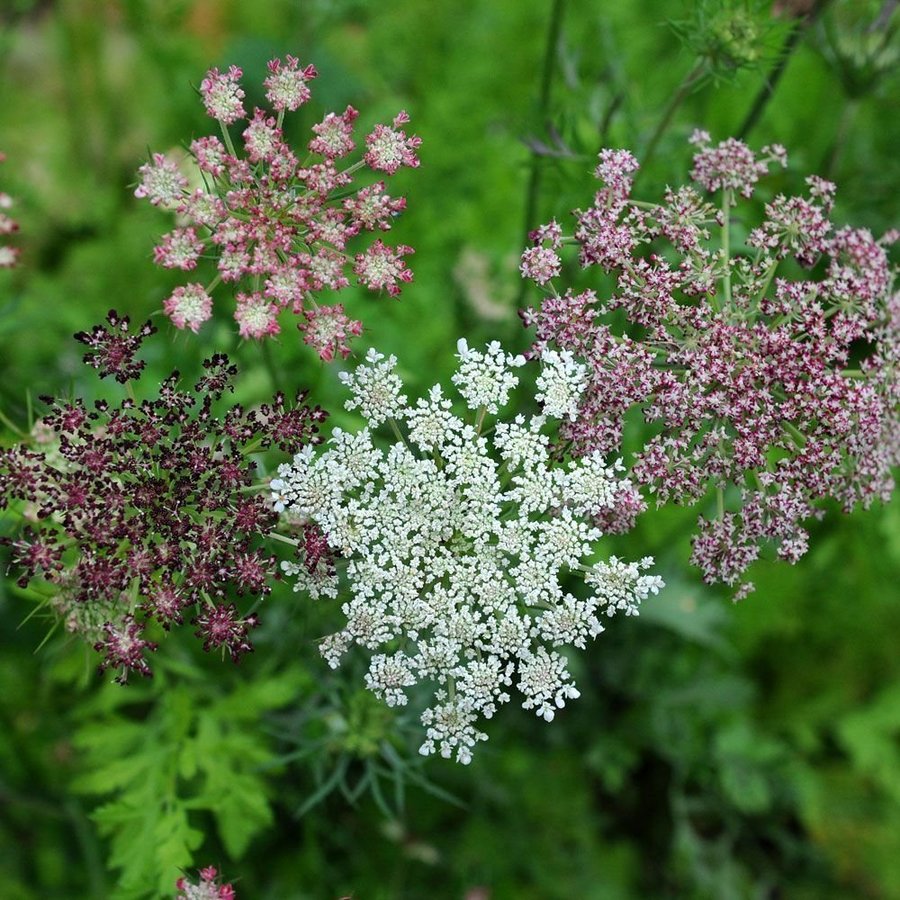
[219,120,237,158]
[721,189,733,309]
[783,421,807,448]
[475,405,487,436]
[0,406,26,437]
[516,0,566,306]
[388,417,409,449]
[754,260,778,310]
[641,62,705,173]
[823,97,859,178]
[737,0,832,139]
[259,340,284,395]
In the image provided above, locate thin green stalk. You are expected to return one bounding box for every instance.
[259,340,284,395]
[475,405,487,436]
[754,260,779,310]
[737,0,832,139]
[219,120,238,158]
[0,406,26,437]
[640,62,705,173]
[721,188,733,309]
[388,416,409,449]
[783,421,807,448]
[516,0,566,306]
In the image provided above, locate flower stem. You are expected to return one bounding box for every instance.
[259,340,284,395]
[641,62,705,173]
[516,0,566,306]
[783,421,807,448]
[754,260,779,310]
[388,417,409,449]
[219,120,238,158]
[737,0,832,139]
[475,405,487,436]
[721,189,733,309]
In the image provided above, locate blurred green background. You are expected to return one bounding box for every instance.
[1,1,899,897]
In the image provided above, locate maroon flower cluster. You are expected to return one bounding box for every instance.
[135,56,420,361]
[0,312,326,681]
[0,152,20,268]
[521,136,898,596]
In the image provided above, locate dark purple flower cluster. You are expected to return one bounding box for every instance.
[0,312,326,681]
[135,57,420,360]
[521,137,898,596]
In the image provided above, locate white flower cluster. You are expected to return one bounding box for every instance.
[536,349,588,421]
[271,342,664,763]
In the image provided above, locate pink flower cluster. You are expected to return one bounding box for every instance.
[135,57,420,361]
[0,152,20,268]
[176,866,235,900]
[521,137,898,595]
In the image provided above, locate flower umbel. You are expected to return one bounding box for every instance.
[0,318,327,682]
[272,344,663,763]
[135,58,420,357]
[521,136,899,594]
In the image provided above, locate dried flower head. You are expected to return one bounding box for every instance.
[135,58,420,357]
[271,344,663,763]
[0,317,326,682]
[73,310,157,383]
[521,136,898,594]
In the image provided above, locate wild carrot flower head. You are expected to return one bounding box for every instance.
[0,317,326,682]
[271,343,663,763]
[135,58,420,358]
[263,55,317,111]
[199,65,246,124]
[521,137,898,595]
[73,310,157,383]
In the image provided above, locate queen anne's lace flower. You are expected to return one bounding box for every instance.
[536,349,587,421]
[135,58,419,355]
[272,342,664,762]
[452,339,525,414]
[522,136,899,594]
[337,348,407,426]
[0,319,326,683]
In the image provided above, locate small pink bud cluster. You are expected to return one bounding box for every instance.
[135,57,420,361]
[0,313,326,682]
[521,136,898,594]
[0,152,20,268]
[176,866,236,900]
